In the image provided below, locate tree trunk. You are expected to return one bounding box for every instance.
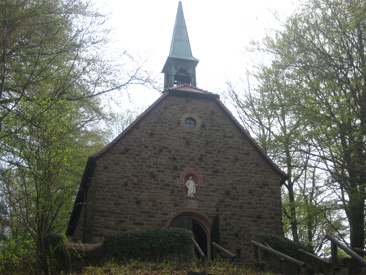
[348,193,365,253]
[288,182,299,242]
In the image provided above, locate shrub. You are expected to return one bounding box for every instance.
[0,233,37,274]
[255,232,312,260]
[102,227,194,262]
[44,234,65,250]
[48,235,93,274]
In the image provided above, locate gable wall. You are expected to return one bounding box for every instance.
[74,94,283,261]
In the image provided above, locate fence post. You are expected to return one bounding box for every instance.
[253,245,259,260]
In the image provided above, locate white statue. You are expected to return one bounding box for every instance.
[185,176,197,197]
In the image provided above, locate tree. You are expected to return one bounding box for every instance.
[0,0,149,135]
[227,70,342,252]
[106,107,143,140]
[228,71,306,243]
[0,194,7,240]
[1,97,107,273]
[0,0,151,273]
[231,0,366,251]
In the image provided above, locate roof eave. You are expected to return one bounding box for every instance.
[162,56,199,73]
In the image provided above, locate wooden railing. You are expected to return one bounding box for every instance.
[354,248,366,256]
[212,242,235,259]
[252,236,366,275]
[251,240,306,275]
[326,234,366,267]
[298,249,331,274]
[190,239,236,262]
[191,237,205,258]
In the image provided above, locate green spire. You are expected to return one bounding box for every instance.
[162,1,199,89]
[168,1,197,61]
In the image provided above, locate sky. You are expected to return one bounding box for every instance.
[95,0,297,111]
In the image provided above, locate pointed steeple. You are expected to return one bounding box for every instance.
[162,1,199,90]
[168,1,196,60]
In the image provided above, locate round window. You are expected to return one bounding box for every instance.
[185,117,196,128]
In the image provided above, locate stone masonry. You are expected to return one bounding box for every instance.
[67,86,286,263]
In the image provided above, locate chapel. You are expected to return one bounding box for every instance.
[66,1,287,261]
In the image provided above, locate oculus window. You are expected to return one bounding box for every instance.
[185,117,196,128]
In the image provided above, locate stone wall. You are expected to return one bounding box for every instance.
[73,93,283,262]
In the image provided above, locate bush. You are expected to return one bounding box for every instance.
[45,234,75,273]
[0,233,37,274]
[102,227,194,262]
[47,235,94,274]
[44,234,65,250]
[255,233,312,260]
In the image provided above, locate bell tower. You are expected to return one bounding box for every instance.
[162,1,199,89]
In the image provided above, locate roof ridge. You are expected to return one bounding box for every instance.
[167,84,214,94]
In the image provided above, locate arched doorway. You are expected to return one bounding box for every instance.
[167,211,212,259]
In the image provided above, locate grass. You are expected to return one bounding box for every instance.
[78,258,273,275]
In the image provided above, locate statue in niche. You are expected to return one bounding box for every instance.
[185,176,197,197]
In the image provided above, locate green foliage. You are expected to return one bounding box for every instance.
[256,233,312,260]
[43,234,65,252]
[230,0,366,252]
[1,97,107,273]
[0,0,149,273]
[81,258,272,275]
[102,228,194,262]
[0,231,37,274]
[2,97,106,231]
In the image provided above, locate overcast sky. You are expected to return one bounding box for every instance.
[96,0,297,111]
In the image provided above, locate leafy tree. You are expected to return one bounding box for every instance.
[0,0,151,273]
[0,0,149,135]
[227,71,341,253]
[288,165,347,254]
[231,0,366,252]
[1,97,107,273]
[228,64,317,243]
[107,107,143,139]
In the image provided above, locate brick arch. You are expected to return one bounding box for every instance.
[178,170,205,186]
[166,210,212,231]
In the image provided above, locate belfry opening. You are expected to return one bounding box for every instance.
[174,69,191,86]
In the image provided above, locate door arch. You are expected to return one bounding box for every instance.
[167,211,212,259]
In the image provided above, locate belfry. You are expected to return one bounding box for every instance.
[162,1,199,89]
